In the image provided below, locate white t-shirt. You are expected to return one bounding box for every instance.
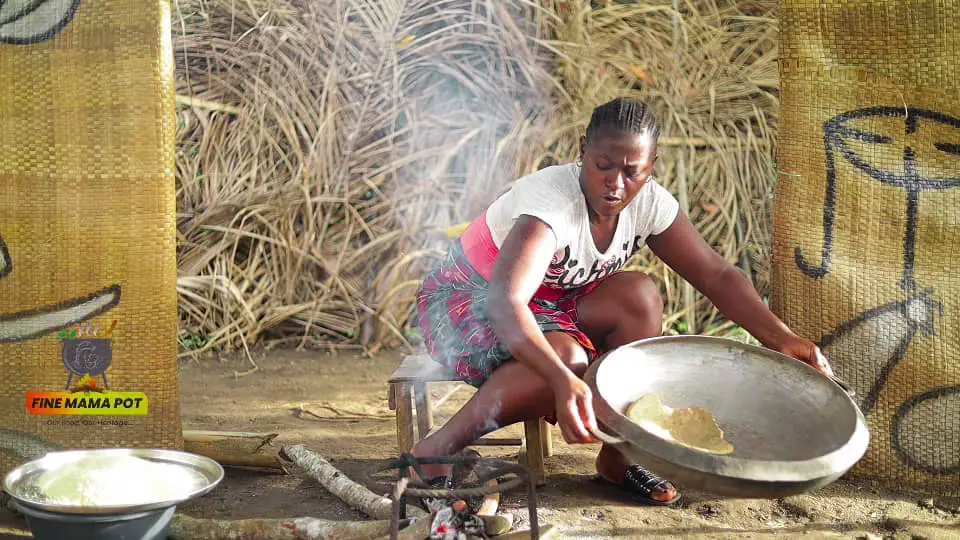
[483,163,679,290]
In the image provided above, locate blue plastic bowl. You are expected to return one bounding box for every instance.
[12,500,176,540]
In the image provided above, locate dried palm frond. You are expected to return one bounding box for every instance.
[173,0,556,354]
[172,0,779,354]
[536,0,779,334]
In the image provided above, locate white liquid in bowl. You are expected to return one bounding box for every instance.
[25,454,209,507]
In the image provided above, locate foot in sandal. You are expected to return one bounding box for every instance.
[595,443,681,506]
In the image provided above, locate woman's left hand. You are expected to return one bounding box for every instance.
[778,335,834,377]
[644,211,834,379]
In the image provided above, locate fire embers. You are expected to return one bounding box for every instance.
[427,498,486,540]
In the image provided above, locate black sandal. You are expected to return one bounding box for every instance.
[621,464,681,506]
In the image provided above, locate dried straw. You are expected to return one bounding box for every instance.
[535,0,779,336]
[173,0,556,355]
[173,0,778,355]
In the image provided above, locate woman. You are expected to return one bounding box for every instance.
[412,97,832,506]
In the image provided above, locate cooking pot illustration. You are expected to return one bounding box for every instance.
[61,338,112,390]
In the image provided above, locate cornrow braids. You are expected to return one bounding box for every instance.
[585,97,660,143]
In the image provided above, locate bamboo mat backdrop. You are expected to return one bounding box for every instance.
[1,0,956,498]
[0,0,182,478]
[771,0,959,495]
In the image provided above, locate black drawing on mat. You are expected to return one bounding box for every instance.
[805,107,960,475]
[891,385,960,475]
[0,234,10,279]
[0,233,121,343]
[818,288,941,416]
[795,107,960,291]
[0,0,82,45]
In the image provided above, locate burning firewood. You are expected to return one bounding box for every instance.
[183,430,286,472]
[280,444,427,520]
[479,514,513,536]
[476,479,499,517]
[168,513,423,540]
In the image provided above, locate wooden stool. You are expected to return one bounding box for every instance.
[388,354,552,486]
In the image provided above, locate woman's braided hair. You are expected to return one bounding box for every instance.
[585,97,660,143]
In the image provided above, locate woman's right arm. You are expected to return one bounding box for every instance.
[486,215,598,443]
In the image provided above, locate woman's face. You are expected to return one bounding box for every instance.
[579,128,657,219]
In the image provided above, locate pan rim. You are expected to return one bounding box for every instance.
[584,335,870,484]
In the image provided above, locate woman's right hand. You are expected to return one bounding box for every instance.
[553,375,600,444]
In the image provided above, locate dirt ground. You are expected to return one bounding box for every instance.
[3,348,959,539]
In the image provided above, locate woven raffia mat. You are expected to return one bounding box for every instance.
[771,0,959,495]
[0,0,182,478]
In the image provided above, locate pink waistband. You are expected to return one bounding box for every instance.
[460,212,565,302]
[459,212,498,281]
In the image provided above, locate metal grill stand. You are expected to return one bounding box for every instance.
[367,454,540,540]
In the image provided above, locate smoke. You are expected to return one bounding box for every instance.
[478,390,503,436]
[386,0,557,254]
[363,0,557,368]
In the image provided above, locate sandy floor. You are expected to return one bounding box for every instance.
[2,348,959,539]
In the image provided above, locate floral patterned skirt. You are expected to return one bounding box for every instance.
[414,240,605,388]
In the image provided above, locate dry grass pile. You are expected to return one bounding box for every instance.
[538,0,779,336]
[173,0,556,355]
[172,0,779,355]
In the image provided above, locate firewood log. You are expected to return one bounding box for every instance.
[169,514,419,540]
[183,430,284,471]
[280,445,427,520]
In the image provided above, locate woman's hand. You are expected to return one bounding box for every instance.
[646,214,835,379]
[777,335,834,377]
[553,375,600,444]
[488,215,606,442]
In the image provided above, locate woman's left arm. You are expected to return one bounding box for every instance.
[646,212,830,374]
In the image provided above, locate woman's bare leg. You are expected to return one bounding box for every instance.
[410,331,588,479]
[575,271,679,503]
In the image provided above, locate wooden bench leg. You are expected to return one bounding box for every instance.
[394,383,415,454]
[523,418,547,487]
[539,418,553,458]
[413,382,432,439]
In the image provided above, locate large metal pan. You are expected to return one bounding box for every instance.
[4,448,224,515]
[583,335,869,499]
[3,448,224,540]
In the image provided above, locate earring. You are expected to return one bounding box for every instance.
[576,156,583,167]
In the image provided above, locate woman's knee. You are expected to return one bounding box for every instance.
[609,271,664,321]
[545,331,589,377]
